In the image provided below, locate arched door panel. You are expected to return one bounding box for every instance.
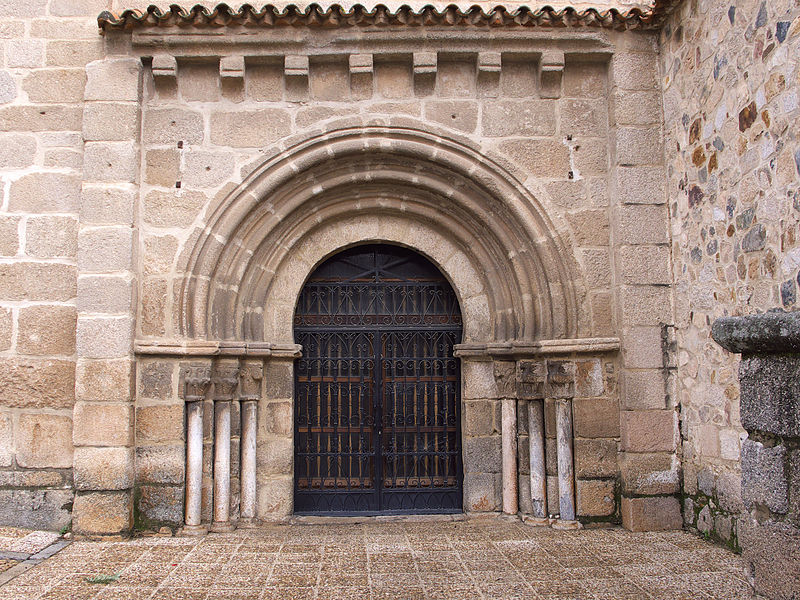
[293,245,463,514]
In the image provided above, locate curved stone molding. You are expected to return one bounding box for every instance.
[179,122,584,345]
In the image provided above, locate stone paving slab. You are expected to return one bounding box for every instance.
[0,518,755,599]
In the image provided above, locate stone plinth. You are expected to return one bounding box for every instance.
[712,310,800,600]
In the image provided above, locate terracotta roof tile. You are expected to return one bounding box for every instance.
[98,1,682,32]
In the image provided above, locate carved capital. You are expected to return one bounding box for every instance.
[239,360,263,401]
[546,360,576,399]
[213,362,240,402]
[182,366,212,402]
[517,360,546,399]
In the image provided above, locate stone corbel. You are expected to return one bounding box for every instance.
[477,51,502,98]
[349,53,373,99]
[539,50,564,99]
[151,54,177,88]
[413,52,437,96]
[285,54,309,99]
[220,55,245,99]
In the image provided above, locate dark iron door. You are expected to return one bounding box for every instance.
[293,245,463,514]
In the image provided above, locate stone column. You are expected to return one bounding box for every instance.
[527,400,548,521]
[546,361,579,528]
[238,360,262,526]
[712,311,800,600]
[72,57,143,536]
[181,365,211,534]
[501,397,518,515]
[495,360,518,516]
[210,360,239,532]
[517,360,549,524]
[555,399,575,523]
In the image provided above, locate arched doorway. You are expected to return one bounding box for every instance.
[293,244,463,514]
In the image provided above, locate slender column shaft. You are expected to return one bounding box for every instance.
[213,400,232,526]
[556,399,576,521]
[527,399,547,519]
[501,397,518,515]
[240,400,257,521]
[185,400,204,527]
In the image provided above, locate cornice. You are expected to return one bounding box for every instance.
[98,1,682,33]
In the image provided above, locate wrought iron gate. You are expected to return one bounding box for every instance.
[293,245,463,514]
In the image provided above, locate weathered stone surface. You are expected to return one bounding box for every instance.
[712,311,800,355]
[76,358,134,403]
[621,496,682,531]
[0,71,16,104]
[263,401,292,437]
[737,354,800,438]
[423,100,478,133]
[209,109,291,147]
[0,358,75,408]
[0,489,73,531]
[0,105,83,131]
[143,108,203,145]
[136,403,184,443]
[620,410,676,453]
[619,452,679,495]
[464,472,501,512]
[574,438,617,478]
[73,490,132,535]
[17,305,77,356]
[138,360,175,400]
[8,172,81,213]
[83,142,138,183]
[0,133,36,168]
[77,275,133,314]
[137,485,183,528]
[143,190,206,229]
[76,316,133,359]
[182,151,235,188]
[463,435,501,473]
[82,102,139,142]
[136,445,184,485]
[25,215,78,259]
[80,185,136,226]
[482,100,556,136]
[741,439,789,514]
[74,447,134,491]
[0,412,12,467]
[739,517,800,600]
[576,479,615,517]
[572,398,620,438]
[0,217,19,258]
[496,139,570,178]
[16,413,73,469]
[73,402,133,446]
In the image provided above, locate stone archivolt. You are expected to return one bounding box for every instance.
[180,121,583,346]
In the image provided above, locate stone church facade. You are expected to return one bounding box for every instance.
[0,0,798,587]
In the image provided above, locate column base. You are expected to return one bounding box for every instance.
[522,515,552,527]
[210,521,236,533]
[179,524,208,536]
[237,517,260,528]
[552,519,582,530]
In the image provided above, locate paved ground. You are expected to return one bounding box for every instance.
[0,518,754,599]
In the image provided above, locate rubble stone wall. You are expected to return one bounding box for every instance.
[661,0,800,548]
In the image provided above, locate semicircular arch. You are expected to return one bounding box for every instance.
[179,121,584,344]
